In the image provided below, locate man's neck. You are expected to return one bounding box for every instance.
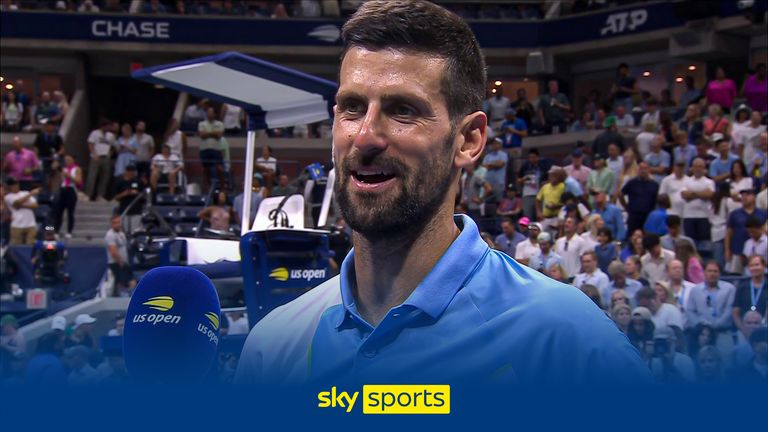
[351,206,459,327]
[752,275,765,286]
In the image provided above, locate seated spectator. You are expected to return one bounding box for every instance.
[150,144,184,195]
[675,240,704,285]
[644,194,670,236]
[233,181,265,228]
[3,178,39,245]
[255,145,278,190]
[494,217,525,258]
[592,115,625,155]
[729,327,768,383]
[578,284,604,310]
[114,123,137,180]
[496,187,522,218]
[611,303,632,334]
[666,259,695,313]
[640,233,674,287]
[703,104,729,138]
[743,217,768,264]
[514,220,540,266]
[733,255,767,341]
[635,122,657,159]
[594,227,617,274]
[628,306,655,352]
[648,327,696,383]
[270,174,297,197]
[635,287,684,343]
[742,62,767,113]
[1,91,23,131]
[607,261,643,308]
[573,251,610,307]
[555,216,588,279]
[570,111,594,132]
[77,0,100,12]
[4,135,40,189]
[198,205,238,239]
[709,134,738,182]
[528,231,561,273]
[660,215,693,251]
[640,98,660,132]
[678,103,704,146]
[729,310,764,370]
[142,0,167,14]
[613,105,635,132]
[580,214,603,251]
[65,314,96,349]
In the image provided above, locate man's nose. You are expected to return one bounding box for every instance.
[352,104,387,155]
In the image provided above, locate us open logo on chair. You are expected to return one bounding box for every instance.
[269,267,327,283]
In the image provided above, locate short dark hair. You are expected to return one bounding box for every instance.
[642,233,660,250]
[635,286,656,302]
[561,192,575,202]
[597,227,613,241]
[746,216,763,229]
[528,148,540,156]
[340,0,486,123]
[666,215,681,228]
[657,194,671,209]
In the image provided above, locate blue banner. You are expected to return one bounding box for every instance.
[0,2,753,49]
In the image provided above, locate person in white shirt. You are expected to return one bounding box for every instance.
[226,312,249,335]
[743,217,767,267]
[555,216,588,279]
[221,103,244,134]
[150,144,184,195]
[658,161,690,217]
[162,117,187,158]
[255,145,278,190]
[514,223,541,266]
[3,178,39,245]
[732,110,765,164]
[84,120,116,201]
[573,251,611,308]
[680,157,715,247]
[635,286,684,341]
[613,104,635,132]
[640,233,675,287]
[635,122,657,160]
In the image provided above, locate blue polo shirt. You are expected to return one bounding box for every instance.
[593,203,626,241]
[236,216,650,386]
[709,154,739,178]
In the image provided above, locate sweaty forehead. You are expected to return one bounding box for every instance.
[338,47,446,99]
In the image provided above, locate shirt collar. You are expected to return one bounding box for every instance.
[335,215,489,329]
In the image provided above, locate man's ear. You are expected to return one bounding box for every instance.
[454,111,487,169]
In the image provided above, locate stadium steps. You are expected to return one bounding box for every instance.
[65,199,117,246]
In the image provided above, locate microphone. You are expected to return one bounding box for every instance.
[123,267,221,383]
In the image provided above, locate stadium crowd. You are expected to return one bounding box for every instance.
[2,50,767,386]
[0,0,631,19]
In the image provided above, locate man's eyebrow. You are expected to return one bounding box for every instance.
[335,90,366,104]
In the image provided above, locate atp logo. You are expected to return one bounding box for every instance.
[143,296,174,312]
[600,9,648,36]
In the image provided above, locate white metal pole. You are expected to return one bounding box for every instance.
[241,114,257,234]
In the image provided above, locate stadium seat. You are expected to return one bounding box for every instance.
[183,195,206,207]
[155,193,181,206]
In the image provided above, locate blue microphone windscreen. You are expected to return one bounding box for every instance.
[123,266,221,383]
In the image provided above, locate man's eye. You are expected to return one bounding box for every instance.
[393,105,417,117]
[341,102,364,114]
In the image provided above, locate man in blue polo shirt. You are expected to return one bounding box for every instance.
[236,0,649,386]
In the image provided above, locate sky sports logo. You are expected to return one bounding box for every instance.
[317,385,450,414]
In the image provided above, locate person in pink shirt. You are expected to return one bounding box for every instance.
[703,104,730,139]
[705,66,737,113]
[742,63,767,113]
[3,136,40,185]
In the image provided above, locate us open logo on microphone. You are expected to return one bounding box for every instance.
[197,312,220,346]
[132,296,182,325]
